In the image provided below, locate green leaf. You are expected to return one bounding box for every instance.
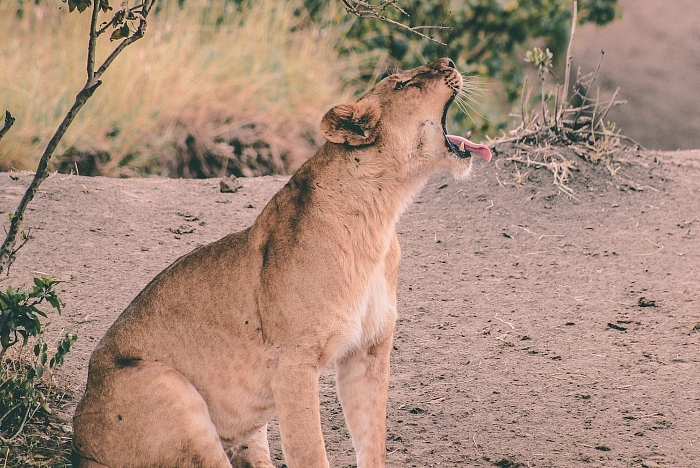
[110,24,130,41]
[99,0,112,13]
[46,295,64,313]
[77,0,92,12]
[18,329,29,345]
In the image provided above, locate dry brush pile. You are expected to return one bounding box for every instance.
[490,6,647,201]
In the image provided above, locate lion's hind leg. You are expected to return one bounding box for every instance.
[73,360,231,468]
[225,423,275,468]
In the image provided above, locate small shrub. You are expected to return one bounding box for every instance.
[492,6,639,197]
[0,277,77,442]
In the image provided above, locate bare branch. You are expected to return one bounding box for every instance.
[341,0,450,46]
[573,49,604,127]
[95,0,155,80]
[558,1,577,125]
[95,24,145,80]
[595,86,621,128]
[3,228,31,276]
[0,111,15,144]
[87,0,101,83]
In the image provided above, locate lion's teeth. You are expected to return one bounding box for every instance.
[459,142,465,152]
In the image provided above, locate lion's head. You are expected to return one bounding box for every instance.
[320,58,491,180]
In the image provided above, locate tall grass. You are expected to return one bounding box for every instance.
[0,0,357,176]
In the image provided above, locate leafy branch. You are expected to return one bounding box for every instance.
[0,0,157,276]
[0,278,64,358]
[0,277,76,442]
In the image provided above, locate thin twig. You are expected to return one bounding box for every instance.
[0,80,102,275]
[573,50,604,127]
[494,314,515,330]
[0,403,22,428]
[559,1,577,125]
[618,134,647,150]
[95,2,155,80]
[0,402,34,443]
[87,0,101,83]
[341,0,449,45]
[0,110,15,143]
[595,86,620,128]
[3,228,31,276]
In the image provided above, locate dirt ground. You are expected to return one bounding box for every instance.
[1,148,699,467]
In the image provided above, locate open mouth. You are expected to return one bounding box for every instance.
[441,97,492,162]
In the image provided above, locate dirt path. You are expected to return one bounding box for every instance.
[1,149,698,467]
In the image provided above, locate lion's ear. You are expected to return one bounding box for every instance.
[320,96,381,147]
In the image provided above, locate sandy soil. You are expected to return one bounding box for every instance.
[1,148,699,467]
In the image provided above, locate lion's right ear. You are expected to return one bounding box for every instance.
[320,97,381,147]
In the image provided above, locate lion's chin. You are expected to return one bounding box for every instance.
[446,154,474,181]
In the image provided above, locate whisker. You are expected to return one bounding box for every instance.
[453,98,475,121]
[462,79,485,89]
[459,87,484,99]
[458,90,484,104]
[461,87,485,97]
[461,75,486,87]
[455,100,472,118]
[463,81,484,91]
[455,95,488,121]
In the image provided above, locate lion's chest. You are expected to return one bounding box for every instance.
[326,263,398,364]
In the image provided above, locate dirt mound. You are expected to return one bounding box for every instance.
[1,147,698,467]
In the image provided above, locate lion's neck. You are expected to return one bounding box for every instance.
[255,145,423,253]
[317,144,425,223]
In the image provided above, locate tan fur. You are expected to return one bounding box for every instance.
[73,58,477,468]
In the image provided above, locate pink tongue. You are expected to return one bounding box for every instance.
[446,135,492,162]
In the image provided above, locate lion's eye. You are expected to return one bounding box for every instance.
[395,80,409,90]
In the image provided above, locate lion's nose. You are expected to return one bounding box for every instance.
[447,59,456,69]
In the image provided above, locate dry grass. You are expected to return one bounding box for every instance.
[492,61,648,196]
[0,0,357,176]
[0,386,74,468]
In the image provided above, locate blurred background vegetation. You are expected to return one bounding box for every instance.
[0,0,618,177]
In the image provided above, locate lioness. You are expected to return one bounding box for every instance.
[72,57,492,468]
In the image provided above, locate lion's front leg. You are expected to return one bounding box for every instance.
[272,360,329,468]
[336,328,394,468]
